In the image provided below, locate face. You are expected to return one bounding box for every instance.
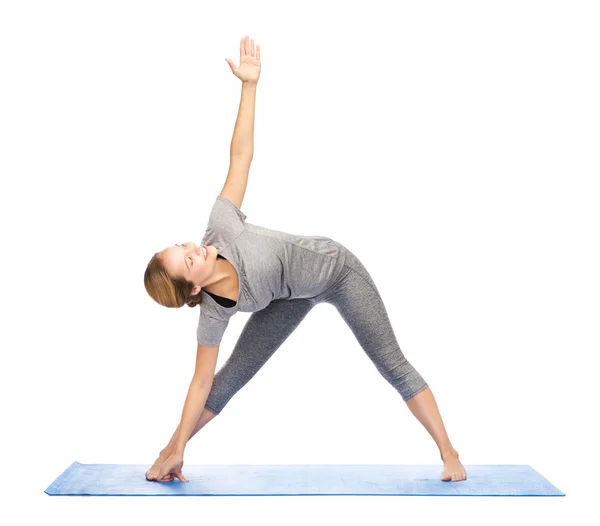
[160,242,216,295]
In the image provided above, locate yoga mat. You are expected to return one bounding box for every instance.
[45,461,565,496]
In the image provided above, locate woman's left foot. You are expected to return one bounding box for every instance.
[441,452,467,482]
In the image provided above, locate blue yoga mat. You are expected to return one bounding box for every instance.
[45,461,565,496]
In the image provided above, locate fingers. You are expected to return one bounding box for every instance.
[146,474,175,482]
[174,471,190,483]
[145,468,185,483]
[146,467,174,482]
[240,36,259,59]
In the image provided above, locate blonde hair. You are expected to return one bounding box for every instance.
[144,252,203,308]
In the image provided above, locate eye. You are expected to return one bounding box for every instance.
[189,256,193,267]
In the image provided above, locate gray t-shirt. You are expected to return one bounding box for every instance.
[196,195,346,346]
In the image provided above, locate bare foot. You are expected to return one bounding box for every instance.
[441,452,467,482]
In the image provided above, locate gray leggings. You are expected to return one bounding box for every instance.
[204,244,428,415]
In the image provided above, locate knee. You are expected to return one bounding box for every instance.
[402,383,429,401]
[385,359,428,401]
[204,405,221,418]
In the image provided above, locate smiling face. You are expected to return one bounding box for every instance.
[160,242,216,295]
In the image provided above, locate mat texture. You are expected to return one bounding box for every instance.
[45,462,565,496]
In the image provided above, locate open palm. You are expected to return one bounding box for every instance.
[226,36,261,84]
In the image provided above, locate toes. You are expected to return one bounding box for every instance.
[441,469,468,482]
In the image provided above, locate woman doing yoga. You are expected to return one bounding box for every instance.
[143,36,467,484]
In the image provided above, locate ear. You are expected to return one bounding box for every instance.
[192,285,202,296]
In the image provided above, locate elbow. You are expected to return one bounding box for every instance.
[230,150,253,161]
[192,373,213,390]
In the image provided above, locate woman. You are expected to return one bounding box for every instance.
[143,36,467,484]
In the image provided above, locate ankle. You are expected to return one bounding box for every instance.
[441,448,459,461]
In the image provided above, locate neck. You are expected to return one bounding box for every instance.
[202,256,236,298]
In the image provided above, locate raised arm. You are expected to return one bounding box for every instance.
[221,149,252,211]
[229,81,256,159]
[222,36,260,209]
[220,83,255,210]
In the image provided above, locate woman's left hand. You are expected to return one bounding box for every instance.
[225,35,261,84]
[146,452,190,483]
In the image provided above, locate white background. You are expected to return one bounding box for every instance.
[1,0,598,524]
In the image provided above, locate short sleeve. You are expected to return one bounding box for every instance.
[217,195,247,222]
[196,309,231,347]
[200,195,247,250]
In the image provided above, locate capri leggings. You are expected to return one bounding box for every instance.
[204,243,429,415]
